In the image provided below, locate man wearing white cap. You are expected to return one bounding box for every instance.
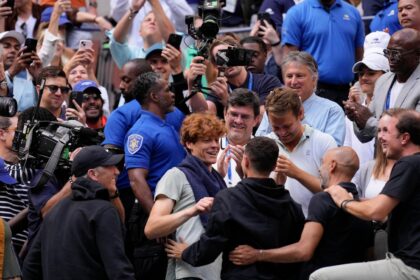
[345,28,420,143]
[0,31,42,111]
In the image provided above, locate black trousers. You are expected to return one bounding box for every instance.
[316,82,351,110]
[126,203,168,280]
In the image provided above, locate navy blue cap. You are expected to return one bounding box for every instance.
[0,158,17,185]
[41,7,72,27]
[144,42,164,60]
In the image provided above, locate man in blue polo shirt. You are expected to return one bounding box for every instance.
[370,0,402,34]
[281,0,365,107]
[123,72,189,280]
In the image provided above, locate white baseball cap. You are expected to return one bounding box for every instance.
[0,31,25,45]
[364,31,391,50]
[352,48,390,73]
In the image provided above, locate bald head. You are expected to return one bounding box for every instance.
[390,28,420,50]
[329,147,360,177]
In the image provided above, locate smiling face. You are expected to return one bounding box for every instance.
[224,105,258,145]
[269,109,304,147]
[146,52,170,81]
[386,34,419,75]
[139,12,162,43]
[40,77,69,115]
[186,138,220,168]
[82,92,103,121]
[377,114,405,160]
[283,62,317,102]
[91,165,120,191]
[68,64,89,87]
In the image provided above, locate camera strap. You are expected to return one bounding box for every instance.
[35,133,71,189]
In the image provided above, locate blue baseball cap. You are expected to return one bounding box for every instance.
[0,158,17,185]
[73,80,102,96]
[41,7,72,27]
[144,43,164,60]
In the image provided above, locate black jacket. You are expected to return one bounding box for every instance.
[22,177,135,280]
[182,177,305,280]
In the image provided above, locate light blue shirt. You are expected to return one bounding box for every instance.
[282,0,365,84]
[256,93,345,146]
[106,30,146,69]
[6,70,37,112]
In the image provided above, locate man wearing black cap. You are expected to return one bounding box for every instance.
[23,145,134,280]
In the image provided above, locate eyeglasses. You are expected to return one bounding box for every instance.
[82,93,101,102]
[383,49,418,60]
[45,85,71,94]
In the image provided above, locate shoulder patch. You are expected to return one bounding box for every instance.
[127,134,143,155]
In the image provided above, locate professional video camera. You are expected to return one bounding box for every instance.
[10,81,103,187]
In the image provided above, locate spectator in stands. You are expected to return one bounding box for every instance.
[207,36,282,118]
[398,0,420,31]
[72,80,107,131]
[165,137,305,280]
[265,88,337,216]
[312,109,420,280]
[108,0,176,68]
[23,145,134,280]
[145,113,226,280]
[240,36,280,79]
[344,32,390,164]
[258,0,295,34]
[230,147,372,280]
[257,51,345,146]
[282,0,365,107]
[370,0,402,34]
[347,28,420,143]
[4,0,42,39]
[0,116,28,255]
[65,53,110,116]
[0,30,42,111]
[109,0,192,47]
[216,89,260,188]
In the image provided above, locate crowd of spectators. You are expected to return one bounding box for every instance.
[0,0,418,279]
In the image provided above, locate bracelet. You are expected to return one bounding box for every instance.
[109,190,120,200]
[271,40,281,47]
[340,199,355,210]
[128,8,139,20]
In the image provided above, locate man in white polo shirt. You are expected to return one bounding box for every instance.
[265,88,336,216]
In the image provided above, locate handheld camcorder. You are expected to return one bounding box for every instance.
[215,47,255,68]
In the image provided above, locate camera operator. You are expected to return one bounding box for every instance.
[0,115,30,255]
[206,36,282,119]
[17,107,73,256]
[0,31,42,112]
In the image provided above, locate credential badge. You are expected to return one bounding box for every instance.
[127,134,143,154]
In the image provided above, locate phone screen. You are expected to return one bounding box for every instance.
[24,38,37,53]
[167,34,182,50]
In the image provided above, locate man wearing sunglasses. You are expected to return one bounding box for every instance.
[345,28,420,143]
[36,66,72,119]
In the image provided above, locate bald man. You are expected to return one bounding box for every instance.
[229,147,372,280]
[346,28,420,143]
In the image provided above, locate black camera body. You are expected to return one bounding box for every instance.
[216,47,255,67]
[13,120,104,171]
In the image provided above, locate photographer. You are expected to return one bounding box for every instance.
[206,36,282,119]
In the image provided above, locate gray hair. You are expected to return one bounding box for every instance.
[281,51,319,81]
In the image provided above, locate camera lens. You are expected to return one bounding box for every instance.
[0,97,17,117]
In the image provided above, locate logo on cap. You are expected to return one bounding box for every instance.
[127,134,143,155]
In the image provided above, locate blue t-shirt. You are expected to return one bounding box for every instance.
[103,100,185,189]
[282,0,365,84]
[370,0,402,35]
[124,111,186,194]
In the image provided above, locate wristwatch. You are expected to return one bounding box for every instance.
[109,190,119,200]
[0,80,8,90]
[89,1,97,8]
